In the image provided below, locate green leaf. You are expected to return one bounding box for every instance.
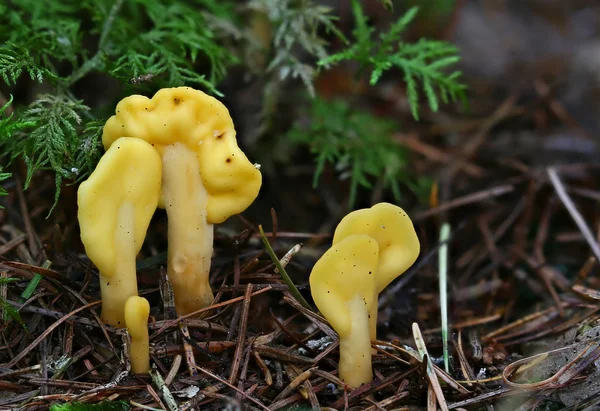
[49,401,131,411]
[1,299,26,330]
[0,275,25,328]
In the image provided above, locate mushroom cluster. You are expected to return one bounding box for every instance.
[309,202,420,388]
[77,87,262,372]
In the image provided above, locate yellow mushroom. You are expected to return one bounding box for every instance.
[102,87,262,315]
[124,295,150,374]
[77,137,162,327]
[309,234,379,388]
[332,202,420,342]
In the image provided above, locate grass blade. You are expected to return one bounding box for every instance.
[258,225,313,311]
[20,260,52,302]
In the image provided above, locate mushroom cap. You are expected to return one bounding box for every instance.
[102,87,262,224]
[77,137,162,277]
[309,234,379,338]
[333,202,420,293]
[124,296,150,338]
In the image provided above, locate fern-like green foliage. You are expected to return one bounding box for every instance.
[1,95,92,209]
[289,97,410,207]
[0,0,467,212]
[107,0,240,95]
[249,0,346,96]
[0,43,52,85]
[0,0,240,207]
[0,96,36,198]
[318,0,467,120]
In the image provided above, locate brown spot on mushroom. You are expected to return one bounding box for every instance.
[226,158,232,163]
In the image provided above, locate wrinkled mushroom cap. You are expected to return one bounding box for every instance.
[77,137,162,276]
[125,296,150,338]
[102,87,262,224]
[333,202,420,293]
[309,234,379,338]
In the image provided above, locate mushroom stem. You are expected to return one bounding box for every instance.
[369,296,378,353]
[125,296,150,374]
[100,202,139,327]
[339,295,373,388]
[162,142,214,315]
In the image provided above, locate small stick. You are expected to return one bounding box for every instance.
[2,301,101,368]
[149,287,272,340]
[178,322,197,376]
[414,185,514,221]
[195,365,270,411]
[547,167,600,262]
[164,355,181,386]
[229,284,253,384]
[252,350,273,386]
[149,364,178,411]
[146,384,168,411]
[130,401,164,411]
[274,244,302,273]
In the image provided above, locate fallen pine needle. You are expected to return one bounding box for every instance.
[413,322,449,411]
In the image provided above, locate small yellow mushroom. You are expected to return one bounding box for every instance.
[102,87,262,315]
[332,202,420,342]
[124,296,150,374]
[309,234,379,388]
[77,137,162,327]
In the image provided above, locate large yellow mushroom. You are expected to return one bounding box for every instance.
[77,137,162,327]
[332,202,420,341]
[102,87,262,315]
[309,234,379,388]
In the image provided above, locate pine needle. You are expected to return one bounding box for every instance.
[413,322,449,411]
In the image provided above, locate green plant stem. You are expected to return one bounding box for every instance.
[258,224,312,311]
[439,223,450,373]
